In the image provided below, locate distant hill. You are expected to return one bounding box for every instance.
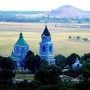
[0,11,44,22]
[45,5,90,18]
[0,5,90,23]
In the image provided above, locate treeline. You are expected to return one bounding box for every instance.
[16,52,90,90]
[69,35,89,41]
[0,11,90,23]
[0,51,90,90]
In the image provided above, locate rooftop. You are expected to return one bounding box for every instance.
[15,32,28,46]
[42,26,51,36]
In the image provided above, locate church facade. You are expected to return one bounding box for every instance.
[11,26,55,69]
[11,32,29,69]
[39,26,55,65]
[11,26,82,70]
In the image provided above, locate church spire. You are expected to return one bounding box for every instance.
[42,26,50,36]
[19,28,23,38]
[19,31,23,38]
[39,26,55,65]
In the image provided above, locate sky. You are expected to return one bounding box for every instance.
[0,0,89,11]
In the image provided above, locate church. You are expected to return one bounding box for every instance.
[39,26,55,64]
[11,32,30,69]
[11,26,55,69]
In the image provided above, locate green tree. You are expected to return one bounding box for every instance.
[75,80,90,90]
[24,50,41,73]
[55,54,66,69]
[0,56,14,71]
[66,53,80,68]
[84,53,90,60]
[35,65,61,85]
[0,56,15,85]
[82,60,90,79]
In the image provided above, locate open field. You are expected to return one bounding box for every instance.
[0,22,90,56]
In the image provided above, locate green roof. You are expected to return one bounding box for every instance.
[15,32,28,46]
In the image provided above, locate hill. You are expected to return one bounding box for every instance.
[0,5,90,23]
[46,5,90,18]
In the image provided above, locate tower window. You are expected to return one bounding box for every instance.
[15,46,19,53]
[42,37,45,41]
[21,48,25,54]
[49,46,52,52]
[42,46,46,52]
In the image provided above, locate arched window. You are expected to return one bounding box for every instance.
[48,37,51,41]
[15,46,19,53]
[42,37,45,41]
[49,46,52,52]
[21,48,25,54]
[42,46,46,52]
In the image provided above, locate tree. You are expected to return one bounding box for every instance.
[82,60,90,79]
[69,36,72,40]
[24,50,41,73]
[55,54,66,69]
[0,56,14,71]
[76,36,81,40]
[0,56,15,85]
[83,38,88,41]
[35,65,61,85]
[41,59,48,68]
[28,80,42,90]
[75,80,90,90]
[17,80,42,90]
[34,54,42,71]
[66,53,80,68]
[17,80,28,90]
[84,53,90,60]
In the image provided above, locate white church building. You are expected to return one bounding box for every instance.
[11,26,81,70]
[11,26,55,69]
[39,26,55,64]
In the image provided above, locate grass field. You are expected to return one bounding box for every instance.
[0,22,90,57]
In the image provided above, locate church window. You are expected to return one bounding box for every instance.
[42,46,46,52]
[15,46,19,53]
[21,48,25,54]
[48,37,51,41]
[49,46,52,52]
[42,37,45,41]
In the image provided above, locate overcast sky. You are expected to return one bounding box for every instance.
[0,0,89,11]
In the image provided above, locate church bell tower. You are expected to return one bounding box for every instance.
[39,26,55,65]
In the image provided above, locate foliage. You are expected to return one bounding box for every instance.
[17,80,28,90]
[55,54,66,69]
[37,81,75,90]
[75,80,90,90]
[66,53,80,67]
[0,56,15,86]
[41,59,49,68]
[0,56,14,71]
[27,80,42,90]
[37,84,60,90]
[0,71,15,80]
[58,81,76,90]
[82,60,90,79]
[83,53,90,60]
[35,65,61,85]
[24,50,41,73]
[64,69,82,78]
[17,80,41,90]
